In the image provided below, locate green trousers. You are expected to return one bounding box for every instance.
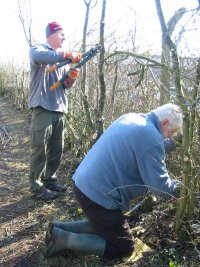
[29,107,66,192]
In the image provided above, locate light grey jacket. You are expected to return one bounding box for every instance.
[29,43,70,113]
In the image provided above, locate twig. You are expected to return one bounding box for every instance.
[0,125,12,147]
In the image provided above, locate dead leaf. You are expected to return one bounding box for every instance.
[123,238,151,263]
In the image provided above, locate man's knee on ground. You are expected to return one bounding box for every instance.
[119,239,134,257]
[103,238,134,258]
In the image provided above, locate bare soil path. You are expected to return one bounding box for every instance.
[0,97,101,267]
[0,97,45,267]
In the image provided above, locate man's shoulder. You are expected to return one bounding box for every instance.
[134,115,162,146]
[30,43,49,51]
[118,112,145,123]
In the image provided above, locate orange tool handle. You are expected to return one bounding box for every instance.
[46,65,58,73]
[46,59,71,73]
[50,81,61,91]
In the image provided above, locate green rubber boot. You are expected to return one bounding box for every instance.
[51,220,96,234]
[45,220,97,246]
[45,226,106,258]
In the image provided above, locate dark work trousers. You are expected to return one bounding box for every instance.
[74,185,134,258]
[29,107,66,192]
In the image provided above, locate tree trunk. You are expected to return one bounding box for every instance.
[95,0,107,140]
[160,7,186,105]
[81,0,96,132]
[155,0,198,240]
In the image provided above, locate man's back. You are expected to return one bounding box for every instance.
[73,112,174,211]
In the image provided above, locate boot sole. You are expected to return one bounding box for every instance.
[45,226,65,258]
[31,193,62,202]
[45,222,54,246]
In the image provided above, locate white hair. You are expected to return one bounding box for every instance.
[152,103,183,134]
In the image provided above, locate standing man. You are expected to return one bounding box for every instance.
[29,22,81,201]
[45,103,183,258]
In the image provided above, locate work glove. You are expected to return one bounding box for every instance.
[64,68,79,88]
[63,52,82,63]
[173,133,183,148]
[173,133,182,144]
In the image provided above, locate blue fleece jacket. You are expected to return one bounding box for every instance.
[72,112,181,211]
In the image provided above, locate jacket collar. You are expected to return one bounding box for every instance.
[147,111,161,134]
[44,42,54,51]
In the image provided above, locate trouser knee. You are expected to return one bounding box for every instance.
[121,239,134,257]
[103,238,134,258]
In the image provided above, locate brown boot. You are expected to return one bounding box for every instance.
[32,187,61,201]
[45,183,67,192]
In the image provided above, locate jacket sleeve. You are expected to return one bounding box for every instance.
[137,143,181,199]
[164,138,176,153]
[29,44,64,66]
